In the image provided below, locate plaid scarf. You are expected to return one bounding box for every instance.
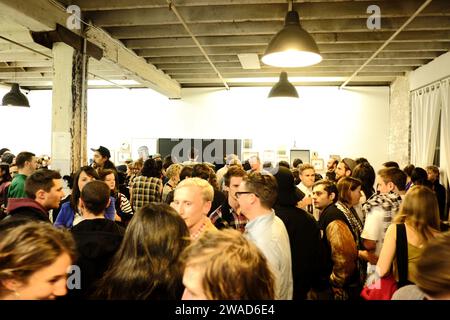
[362,191,402,235]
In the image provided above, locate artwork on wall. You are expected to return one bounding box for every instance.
[243,139,253,149]
[131,138,157,160]
[242,151,259,161]
[312,158,325,171]
[290,149,310,166]
[157,138,241,164]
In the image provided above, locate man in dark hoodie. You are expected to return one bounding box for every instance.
[5,169,64,223]
[69,180,124,299]
[273,166,321,300]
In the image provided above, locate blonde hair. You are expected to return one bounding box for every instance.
[393,185,440,243]
[166,163,183,180]
[0,221,76,298]
[181,229,275,300]
[176,177,213,202]
[299,163,314,175]
[415,232,450,298]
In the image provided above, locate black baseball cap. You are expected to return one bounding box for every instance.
[91,146,111,158]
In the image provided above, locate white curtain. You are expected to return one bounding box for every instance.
[411,86,441,167]
[440,79,450,191]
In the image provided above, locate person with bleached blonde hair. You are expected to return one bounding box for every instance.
[162,163,183,202]
[181,229,275,300]
[171,177,216,240]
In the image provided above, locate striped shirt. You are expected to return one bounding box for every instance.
[118,192,133,215]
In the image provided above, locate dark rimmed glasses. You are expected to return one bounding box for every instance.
[235,191,258,198]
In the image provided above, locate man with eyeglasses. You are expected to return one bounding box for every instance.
[236,172,293,300]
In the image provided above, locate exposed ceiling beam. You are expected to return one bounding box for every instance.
[171,72,406,79]
[146,52,442,65]
[62,0,381,12]
[85,1,450,27]
[0,0,181,98]
[155,59,431,70]
[85,25,180,97]
[136,43,450,57]
[340,0,434,88]
[122,31,450,49]
[165,0,228,89]
[164,66,414,74]
[105,17,450,39]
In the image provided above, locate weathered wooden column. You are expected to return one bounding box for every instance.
[51,42,88,176]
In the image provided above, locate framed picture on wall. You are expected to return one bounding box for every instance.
[242,151,258,161]
[312,159,324,171]
[263,150,275,162]
[243,139,253,149]
[290,149,310,166]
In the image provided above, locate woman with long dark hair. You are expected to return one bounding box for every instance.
[99,169,133,224]
[54,166,116,228]
[93,203,190,299]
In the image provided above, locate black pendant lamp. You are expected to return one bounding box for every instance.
[268,72,299,99]
[2,83,30,107]
[262,2,322,68]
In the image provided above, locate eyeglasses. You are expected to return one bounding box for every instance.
[235,191,258,198]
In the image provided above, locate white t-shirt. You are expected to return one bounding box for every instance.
[361,206,386,255]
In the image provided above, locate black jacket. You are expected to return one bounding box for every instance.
[70,219,125,299]
[274,203,321,300]
[433,181,447,221]
[209,189,226,216]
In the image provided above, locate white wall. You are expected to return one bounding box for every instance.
[1,85,390,172]
[0,88,52,156]
[409,51,450,91]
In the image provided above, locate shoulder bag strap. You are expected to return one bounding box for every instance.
[396,223,409,287]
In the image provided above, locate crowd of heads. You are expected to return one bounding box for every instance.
[0,145,449,301]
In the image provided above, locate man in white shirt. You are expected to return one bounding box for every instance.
[297,163,317,218]
[236,172,293,300]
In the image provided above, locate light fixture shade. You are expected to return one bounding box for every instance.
[2,83,30,107]
[268,72,299,98]
[262,10,322,68]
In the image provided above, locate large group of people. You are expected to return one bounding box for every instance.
[0,146,449,301]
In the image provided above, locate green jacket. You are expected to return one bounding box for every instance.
[7,174,28,198]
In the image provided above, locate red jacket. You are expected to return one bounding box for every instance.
[5,198,50,223]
